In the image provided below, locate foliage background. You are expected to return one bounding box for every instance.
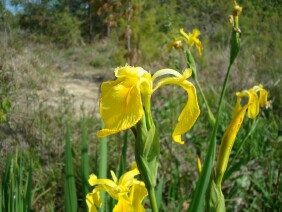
[0,0,281,211]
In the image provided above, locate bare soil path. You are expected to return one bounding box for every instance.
[37,72,103,117]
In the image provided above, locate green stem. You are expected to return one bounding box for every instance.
[143,94,154,130]
[215,64,232,126]
[195,78,215,127]
[148,187,158,212]
[188,63,234,212]
[99,122,108,212]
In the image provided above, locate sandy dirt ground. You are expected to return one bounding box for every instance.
[37,74,102,117]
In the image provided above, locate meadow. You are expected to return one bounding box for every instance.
[0,0,281,211]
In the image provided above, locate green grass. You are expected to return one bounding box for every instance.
[0,150,33,212]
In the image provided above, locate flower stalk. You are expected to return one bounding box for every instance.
[215,85,268,186]
[189,1,243,211]
[98,122,108,212]
[148,187,158,212]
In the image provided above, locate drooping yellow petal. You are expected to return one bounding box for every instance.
[173,81,200,144]
[129,183,148,212]
[194,39,203,56]
[113,194,134,212]
[259,88,268,107]
[153,77,200,144]
[97,78,144,137]
[86,194,98,212]
[247,90,259,119]
[86,189,102,212]
[216,104,249,183]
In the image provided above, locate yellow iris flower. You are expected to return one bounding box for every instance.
[169,28,203,56]
[232,84,268,119]
[86,165,148,212]
[97,65,200,144]
[215,84,268,184]
[167,40,183,50]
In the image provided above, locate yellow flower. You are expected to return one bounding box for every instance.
[97,65,200,144]
[86,187,101,212]
[215,84,268,185]
[86,165,148,212]
[170,28,203,56]
[232,84,268,119]
[167,40,183,50]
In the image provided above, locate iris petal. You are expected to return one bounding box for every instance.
[259,89,268,107]
[92,178,117,189]
[247,91,259,119]
[115,65,146,79]
[173,81,200,144]
[119,168,139,186]
[194,39,203,56]
[88,174,120,199]
[97,78,144,137]
[113,195,134,212]
[88,174,98,186]
[216,104,249,177]
[95,184,119,200]
[234,85,268,120]
[86,189,102,212]
[153,77,200,144]
[129,183,148,212]
[180,28,189,41]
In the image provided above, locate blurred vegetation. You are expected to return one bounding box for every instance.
[0,0,281,211]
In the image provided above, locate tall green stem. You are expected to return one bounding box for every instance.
[214,64,232,129]
[135,95,160,212]
[99,122,108,212]
[195,78,216,126]
[148,187,158,212]
[143,94,154,129]
[188,63,234,212]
